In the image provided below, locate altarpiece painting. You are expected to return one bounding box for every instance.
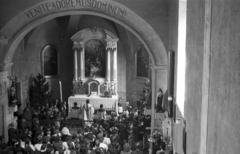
[85,39,106,77]
[136,46,149,78]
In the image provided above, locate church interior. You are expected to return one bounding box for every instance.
[1,0,240,154]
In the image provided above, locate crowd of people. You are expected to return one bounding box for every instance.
[0,99,167,154]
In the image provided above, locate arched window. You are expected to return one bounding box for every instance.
[135,46,150,78]
[41,45,59,77]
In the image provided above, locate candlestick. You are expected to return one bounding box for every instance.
[59,81,63,102]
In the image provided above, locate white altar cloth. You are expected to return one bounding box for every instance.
[68,95,118,118]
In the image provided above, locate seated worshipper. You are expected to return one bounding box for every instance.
[97,104,106,121]
[156,146,165,154]
[75,142,81,154]
[39,143,47,153]
[61,123,71,141]
[52,104,59,114]
[12,140,24,154]
[131,142,143,154]
[8,123,18,140]
[24,138,35,153]
[52,136,63,151]
[27,130,33,141]
[127,122,135,149]
[22,105,32,128]
[91,123,99,135]
[97,133,108,151]
[82,99,95,127]
[108,143,120,154]
[20,127,29,142]
[120,143,132,154]
[34,139,43,152]
[83,132,95,153]
[103,131,111,146]
[71,102,81,119]
[43,130,52,144]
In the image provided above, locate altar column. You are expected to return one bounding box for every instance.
[78,42,84,81]
[112,40,118,81]
[105,39,118,94]
[73,45,78,81]
[106,48,111,81]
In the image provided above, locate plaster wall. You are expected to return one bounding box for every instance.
[185,0,204,153]
[207,0,240,153]
[185,0,240,154]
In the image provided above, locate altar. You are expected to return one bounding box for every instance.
[68,95,118,118]
[67,28,120,119]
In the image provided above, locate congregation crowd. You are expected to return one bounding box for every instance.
[0,99,167,154]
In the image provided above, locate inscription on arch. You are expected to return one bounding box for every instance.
[24,0,127,19]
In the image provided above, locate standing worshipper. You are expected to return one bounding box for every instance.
[59,101,68,120]
[8,123,18,140]
[82,99,95,127]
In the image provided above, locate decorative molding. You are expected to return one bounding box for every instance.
[151,65,168,70]
[0,63,13,71]
[0,32,8,44]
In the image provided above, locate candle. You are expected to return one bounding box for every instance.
[59,81,63,102]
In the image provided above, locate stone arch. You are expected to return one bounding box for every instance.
[0,0,167,69]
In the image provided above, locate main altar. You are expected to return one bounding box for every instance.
[68,27,119,118]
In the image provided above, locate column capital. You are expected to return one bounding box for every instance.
[73,41,84,50]
[105,39,119,42]
[105,39,118,48]
[106,47,117,52]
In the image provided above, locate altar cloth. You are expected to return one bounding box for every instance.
[68,95,118,118]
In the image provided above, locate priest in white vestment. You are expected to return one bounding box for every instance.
[82,99,95,127]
